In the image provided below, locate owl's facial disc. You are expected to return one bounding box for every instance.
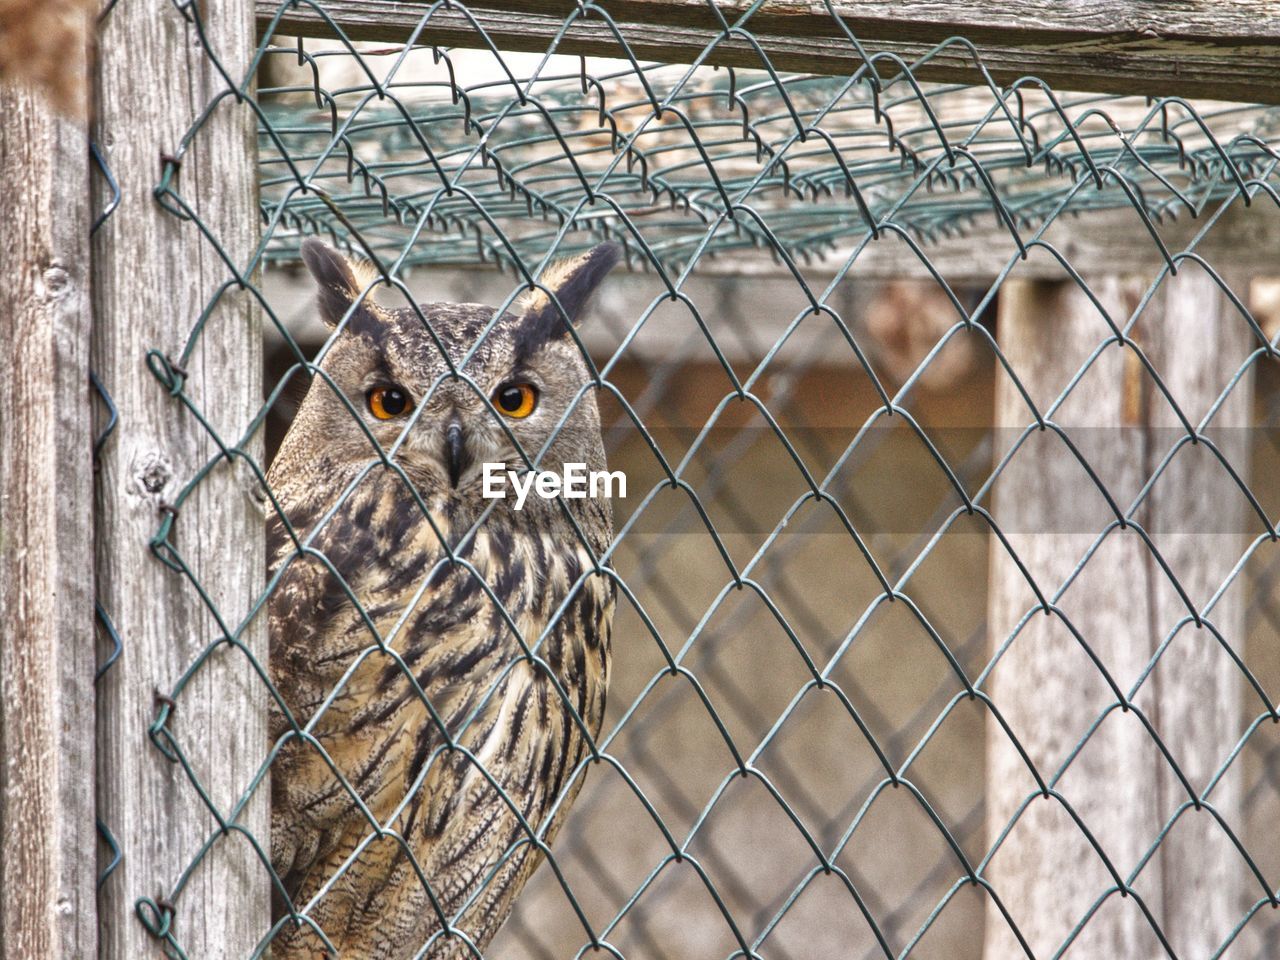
[295,238,620,499]
[389,377,534,494]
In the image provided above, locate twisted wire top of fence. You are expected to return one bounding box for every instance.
[256,48,1280,276]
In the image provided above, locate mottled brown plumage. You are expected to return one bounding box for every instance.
[267,240,620,958]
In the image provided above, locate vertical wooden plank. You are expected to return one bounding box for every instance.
[984,274,1249,958]
[984,276,1161,959]
[92,0,267,956]
[1135,269,1251,957]
[0,81,96,960]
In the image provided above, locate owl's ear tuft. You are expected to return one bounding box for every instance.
[519,242,620,342]
[301,238,375,327]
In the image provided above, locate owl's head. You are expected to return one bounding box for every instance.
[276,238,620,506]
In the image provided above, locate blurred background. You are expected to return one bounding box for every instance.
[261,258,1280,959]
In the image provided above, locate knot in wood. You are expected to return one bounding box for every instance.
[40,263,71,302]
[129,451,174,501]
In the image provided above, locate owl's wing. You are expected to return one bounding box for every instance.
[310,658,591,956]
[391,559,614,952]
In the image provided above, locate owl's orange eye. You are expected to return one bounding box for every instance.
[493,382,538,419]
[368,385,412,420]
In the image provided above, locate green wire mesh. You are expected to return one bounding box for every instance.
[255,51,1280,275]
[92,1,1280,958]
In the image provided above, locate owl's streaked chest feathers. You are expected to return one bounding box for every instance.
[269,468,612,730]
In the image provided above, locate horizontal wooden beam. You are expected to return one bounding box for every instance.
[820,201,1280,283]
[264,201,1280,376]
[257,0,1280,104]
[266,199,1280,286]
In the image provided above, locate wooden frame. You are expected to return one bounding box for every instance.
[260,0,1280,105]
[1,1,1275,957]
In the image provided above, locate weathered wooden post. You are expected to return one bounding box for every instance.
[92,0,268,955]
[0,70,96,960]
[984,269,1252,958]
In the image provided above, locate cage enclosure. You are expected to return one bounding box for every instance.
[15,3,1277,960]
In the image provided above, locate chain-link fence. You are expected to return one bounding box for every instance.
[84,2,1280,958]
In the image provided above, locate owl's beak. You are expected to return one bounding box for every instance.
[444,421,468,488]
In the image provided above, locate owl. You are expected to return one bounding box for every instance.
[266,238,620,958]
